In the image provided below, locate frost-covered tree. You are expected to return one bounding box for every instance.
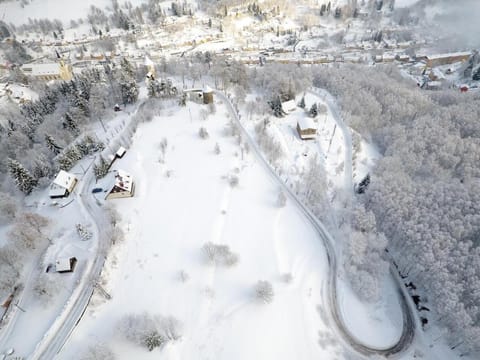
[63,112,80,135]
[7,158,37,194]
[298,95,306,109]
[45,134,63,155]
[117,313,182,351]
[57,146,82,171]
[309,103,318,118]
[80,343,115,360]
[254,280,274,304]
[202,242,239,266]
[94,155,110,180]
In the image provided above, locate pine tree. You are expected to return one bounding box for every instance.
[93,155,110,179]
[179,92,187,106]
[57,146,82,171]
[147,79,160,98]
[309,103,318,118]
[120,78,139,105]
[143,331,164,351]
[298,95,306,109]
[32,154,53,180]
[208,18,212,28]
[472,67,480,81]
[7,158,37,194]
[63,112,80,135]
[45,134,63,155]
[120,58,135,79]
[269,96,284,118]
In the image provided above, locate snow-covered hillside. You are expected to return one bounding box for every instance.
[60,98,349,359]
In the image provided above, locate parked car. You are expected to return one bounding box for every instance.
[92,188,103,193]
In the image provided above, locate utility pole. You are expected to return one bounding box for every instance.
[326,124,337,158]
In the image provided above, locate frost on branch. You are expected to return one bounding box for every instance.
[254,280,274,304]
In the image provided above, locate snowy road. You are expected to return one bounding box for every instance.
[217,90,417,357]
[30,101,147,360]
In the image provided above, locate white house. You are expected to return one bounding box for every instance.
[49,170,78,198]
[105,170,134,199]
[55,257,77,273]
[116,146,127,158]
[297,118,317,140]
[281,99,296,113]
[20,60,73,81]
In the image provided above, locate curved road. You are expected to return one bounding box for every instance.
[216,90,417,357]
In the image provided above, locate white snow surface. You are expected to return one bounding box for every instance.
[1,0,147,25]
[60,99,348,359]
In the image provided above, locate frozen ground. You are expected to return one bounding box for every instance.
[60,98,349,359]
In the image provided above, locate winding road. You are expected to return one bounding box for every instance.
[216,90,417,357]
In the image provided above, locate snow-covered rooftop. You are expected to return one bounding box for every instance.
[116,146,126,158]
[55,257,75,272]
[113,170,133,192]
[21,63,61,77]
[281,99,296,112]
[297,117,316,130]
[52,170,77,189]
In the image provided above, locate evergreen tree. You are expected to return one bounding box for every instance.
[120,58,135,79]
[63,112,80,135]
[269,96,285,118]
[32,154,53,180]
[356,173,371,194]
[45,134,63,155]
[472,67,480,81]
[93,155,110,179]
[298,95,306,109]
[179,92,187,106]
[309,103,318,117]
[120,77,139,105]
[208,18,212,28]
[147,79,160,98]
[57,146,82,171]
[7,158,37,194]
[143,331,164,351]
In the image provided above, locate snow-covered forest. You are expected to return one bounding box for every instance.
[229,60,480,353]
[312,64,480,352]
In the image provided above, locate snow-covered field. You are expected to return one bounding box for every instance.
[60,98,349,359]
[1,0,147,25]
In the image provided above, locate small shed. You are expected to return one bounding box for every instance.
[184,89,204,103]
[105,170,135,199]
[49,170,78,198]
[55,257,77,273]
[202,85,214,104]
[116,146,127,158]
[297,118,317,140]
[281,99,296,113]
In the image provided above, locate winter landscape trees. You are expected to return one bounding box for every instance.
[312,64,480,353]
